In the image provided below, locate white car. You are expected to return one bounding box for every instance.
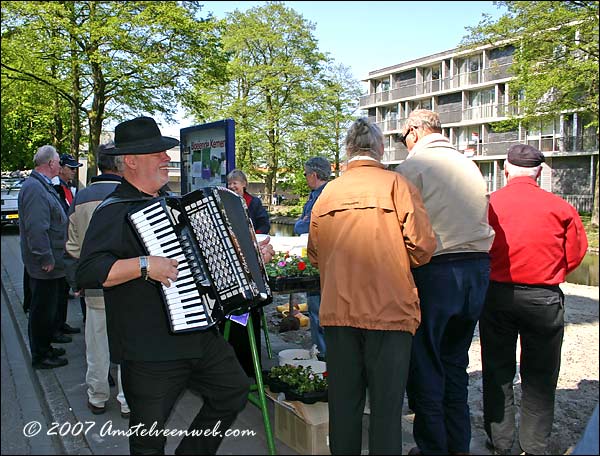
[1,176,24,226]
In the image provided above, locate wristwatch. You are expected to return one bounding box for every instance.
[139,256,149,281]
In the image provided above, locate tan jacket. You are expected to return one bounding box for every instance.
[396,133,495,256]
[65,178,121,309]
[307,160,436,334]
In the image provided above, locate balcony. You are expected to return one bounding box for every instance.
[383,146,409,163]
[359,63,514,108]
[528,134,599,153]
[463,103,519,121]
[482,62,512,82]
[465,133,598,158]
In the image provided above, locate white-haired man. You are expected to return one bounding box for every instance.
[481,144,588,455]
[18,145,69,369]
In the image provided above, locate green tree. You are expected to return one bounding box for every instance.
[462,1,599,225]
[183,2,328,200]
[2,1,224,176]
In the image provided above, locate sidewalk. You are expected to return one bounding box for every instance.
[1,233,303,455]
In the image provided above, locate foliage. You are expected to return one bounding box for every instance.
[265,252,318,278]
[268,364,327,393]
[488,118,520,133]
[461,1,599,128]
[182,2,361,200]
[271,204,303,218]
[1,1,225,175]
[580,213,599,249]
[461,0,599,231]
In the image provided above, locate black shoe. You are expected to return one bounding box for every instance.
[47,346,66,358]
[87,401,106,415]
[51,334,72,344]
[120,410,131,419]
[32,357,68,369]
[408,447,422,456]
[108,372,116,387]
[485,438,512,455]
[61,324,81,334]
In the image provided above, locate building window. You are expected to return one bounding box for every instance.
[423,64,441,93]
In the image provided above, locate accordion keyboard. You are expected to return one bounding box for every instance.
[183,194,254,302]
[129,200,215,332]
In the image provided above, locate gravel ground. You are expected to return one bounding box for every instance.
[266,283,599,455]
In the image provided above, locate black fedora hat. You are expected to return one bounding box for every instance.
[104,116,179,155]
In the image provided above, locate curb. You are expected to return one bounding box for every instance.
[1,261,92,455]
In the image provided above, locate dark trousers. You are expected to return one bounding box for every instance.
[121,329,250,455]
[406,257,490,455]
[325,326,412,455]
[53,278,70,335]
[23,267,32,312]
[28,276,62,362]
[480,282,564,454]
[218,308,261,379]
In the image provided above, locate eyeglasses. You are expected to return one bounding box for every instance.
[397,126,416,147]
[396,131,408,147]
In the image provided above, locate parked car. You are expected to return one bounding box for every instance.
[1,176,25,226]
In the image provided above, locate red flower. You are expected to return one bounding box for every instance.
[297,261,306,271]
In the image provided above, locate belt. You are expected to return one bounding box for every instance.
[428,252,490,264]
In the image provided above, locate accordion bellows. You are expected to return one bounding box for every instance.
[128,186,272,333]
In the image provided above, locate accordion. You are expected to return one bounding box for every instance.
[127,186,272,333]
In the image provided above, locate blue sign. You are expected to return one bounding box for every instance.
[180,119,235,194]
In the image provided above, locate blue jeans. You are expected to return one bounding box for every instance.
[406,256,490,454]
[307,291,326,357]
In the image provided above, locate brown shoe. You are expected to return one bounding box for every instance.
[87,401,106,415]
[408,447,422,455]
[121,410,131,419]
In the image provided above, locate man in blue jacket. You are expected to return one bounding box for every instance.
[294,156,331,359]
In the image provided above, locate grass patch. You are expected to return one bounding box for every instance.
[580,213,599,250]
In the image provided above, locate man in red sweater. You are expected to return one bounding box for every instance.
[481,144,588,455]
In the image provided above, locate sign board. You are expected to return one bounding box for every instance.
[180,119,235,194]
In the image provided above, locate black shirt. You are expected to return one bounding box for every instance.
[77,179,215,363]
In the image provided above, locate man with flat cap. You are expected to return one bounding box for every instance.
[480,144,588,455]
[76,116,275,455]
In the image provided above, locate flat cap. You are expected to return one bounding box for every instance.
[507,144,545,168]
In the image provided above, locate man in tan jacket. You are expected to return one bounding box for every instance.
[396,109,495,455]
[64,145,130,418]
[308,117,436,455]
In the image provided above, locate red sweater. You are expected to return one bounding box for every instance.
[488,177,588,285]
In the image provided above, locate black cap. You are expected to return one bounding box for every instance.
[59,154,83,168]
[507,144,545,168]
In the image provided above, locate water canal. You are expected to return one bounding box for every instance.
[270,222,598,287]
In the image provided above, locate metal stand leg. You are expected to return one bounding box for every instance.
[260,307,273,359]
[223,316,277,455]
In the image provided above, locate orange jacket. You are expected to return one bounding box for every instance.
[308,160,436,334]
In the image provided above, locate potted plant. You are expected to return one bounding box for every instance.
[265,364,328,404]
[265,252,320,293]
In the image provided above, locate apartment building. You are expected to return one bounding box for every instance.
[359,43,598,212]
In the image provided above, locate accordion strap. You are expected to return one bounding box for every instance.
[96,195,154,212]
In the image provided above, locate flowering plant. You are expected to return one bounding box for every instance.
[268,364,327,393]
[265,252,319,278]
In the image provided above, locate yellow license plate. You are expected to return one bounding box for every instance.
[7,214,18,219]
